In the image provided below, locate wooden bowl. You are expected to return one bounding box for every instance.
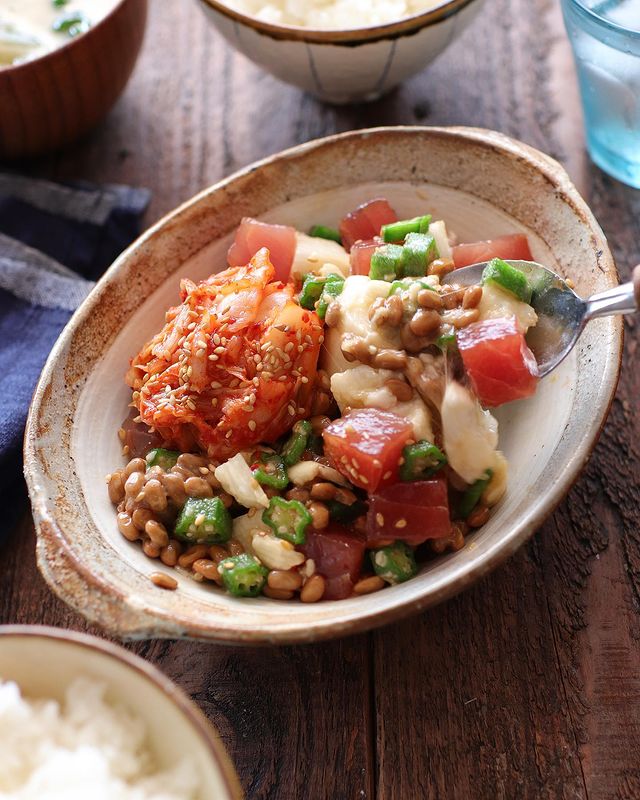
[0,625,243,798]
[24,127,622,644]
[0,0,147,160]
[196,0,485,103]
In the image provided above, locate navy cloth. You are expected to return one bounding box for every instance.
[0,175,149,537]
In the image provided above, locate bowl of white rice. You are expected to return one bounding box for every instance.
[0,626,242,800]
[196,0,485,103]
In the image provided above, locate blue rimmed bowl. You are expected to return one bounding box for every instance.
[196,0,485,103]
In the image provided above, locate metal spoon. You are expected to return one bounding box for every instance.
[445,260,640,377]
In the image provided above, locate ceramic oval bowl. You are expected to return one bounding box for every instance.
[197,0,484,103]
[24,126,621,644]
[0,0,147,160]
[0,625,242,798]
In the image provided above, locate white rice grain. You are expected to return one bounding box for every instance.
[224,0,444,29]
[0,678,201,800]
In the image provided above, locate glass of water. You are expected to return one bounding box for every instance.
[561,0,640,188]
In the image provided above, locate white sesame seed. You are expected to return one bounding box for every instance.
[248,420,257,431]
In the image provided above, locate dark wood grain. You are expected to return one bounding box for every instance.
[3,0,640,797]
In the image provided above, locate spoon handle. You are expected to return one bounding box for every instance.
[584,265,640,321]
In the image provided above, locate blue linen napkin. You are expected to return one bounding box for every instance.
[0,174,150,537]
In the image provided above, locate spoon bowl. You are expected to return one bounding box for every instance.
[447,260,639,377]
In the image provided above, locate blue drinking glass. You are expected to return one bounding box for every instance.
[560,0,640,188]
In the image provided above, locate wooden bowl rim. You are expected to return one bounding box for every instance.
[197,0,479,44]
[0,624,244,798]
[24,126,622,644]
[0,0,131,76]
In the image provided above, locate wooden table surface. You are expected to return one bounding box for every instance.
[3,1,640,798]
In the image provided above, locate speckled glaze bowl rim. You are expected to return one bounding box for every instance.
[0,625,244,798]
[24,126,622,644]
[0,0,132,76]
[197,0,479,43]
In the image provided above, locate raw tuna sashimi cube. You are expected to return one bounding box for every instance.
[227,217,296,282]
[339,198,397,251]
[349,237,383,276]
[452,234,533,269]
[323,408,414,491]
[366,477,450,545]
[302,526,366,600]
[457,316,539,407]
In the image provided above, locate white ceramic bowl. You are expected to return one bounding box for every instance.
[24,127,621,644]
[196,0,485,103]
[0,626,242,799]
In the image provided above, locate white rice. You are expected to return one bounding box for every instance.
[0,678,201,800]
[223,0,444,29]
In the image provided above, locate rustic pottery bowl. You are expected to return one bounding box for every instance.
[196,0,484,103]
[24,127,621,644]
[0,625,243,798]
[0,0,147,160]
